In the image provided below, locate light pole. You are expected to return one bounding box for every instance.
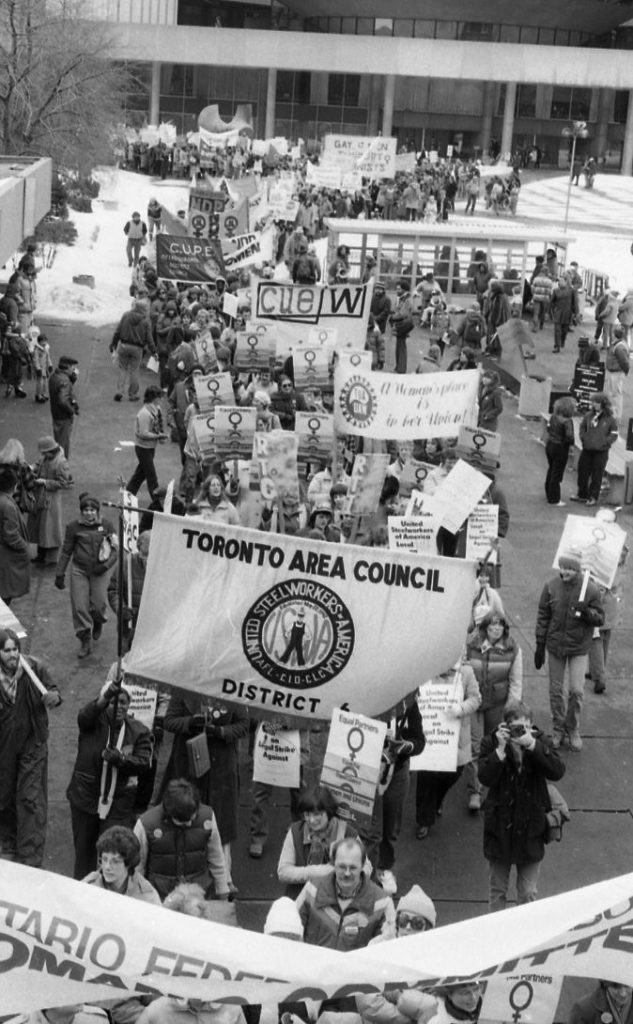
[562,120,589,232]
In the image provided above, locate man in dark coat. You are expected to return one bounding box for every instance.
[49,356,79,458]
[0,629,61,865]
[570,981,633,1024]
[535,554,604,750]
[478,700,565,912]
[0,468,30,604]
[66,682,151,879]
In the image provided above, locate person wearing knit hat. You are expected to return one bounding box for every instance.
[396,884,436,931]
[264,897,304,940]
[535,556,604,750]
[0,628,61,867]
[55,493,118,659]
[29,435,72,566]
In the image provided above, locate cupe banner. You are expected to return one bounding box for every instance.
[334,365,480,440]
[255,280,374,355]
[125,514,476,720]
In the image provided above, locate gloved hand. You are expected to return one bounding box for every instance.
[189,713,206,734]
[574,601,592,622]
[101,681,120,703]
[102,747,126,766]
[54,576,65,590]
[534,642,546,670]
[205,723,220,738]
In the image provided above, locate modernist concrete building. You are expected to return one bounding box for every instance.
[89,0,633,171]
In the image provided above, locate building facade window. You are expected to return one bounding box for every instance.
[614,90,630,124]
[516,84,537,118]
[160,64,195,97]
[276,71,311,105]
[550,87,591,120]
[328,74,360,107]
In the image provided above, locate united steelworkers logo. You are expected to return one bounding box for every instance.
[242,578,355,689]
[338,374,377,429]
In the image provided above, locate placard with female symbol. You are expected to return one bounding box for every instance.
[292,346,330,391]
[214,407,257,461]
[194,372,235,414]
[295,412,334,464]
[235,330,275,373]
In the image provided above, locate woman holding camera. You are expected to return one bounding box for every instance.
[478,700,565,911]
[464,612,522,812]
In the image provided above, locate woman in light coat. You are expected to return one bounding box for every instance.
[28,436,73,565]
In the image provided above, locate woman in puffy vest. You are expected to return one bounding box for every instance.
[277,784,362,899]
[463,612,523,812]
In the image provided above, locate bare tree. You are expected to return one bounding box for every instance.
[0,0,132,171]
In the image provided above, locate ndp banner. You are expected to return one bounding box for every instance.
[255,280,374,355]
[334,366,480,440]
[126,515,475,719]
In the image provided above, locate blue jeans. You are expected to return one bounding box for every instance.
[548,651,587,735]
[488,859,540,911]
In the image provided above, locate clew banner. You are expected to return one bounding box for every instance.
[125,515,476,720]
[334,366,479,440]
[256,280,374,355]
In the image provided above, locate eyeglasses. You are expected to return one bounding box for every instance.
[397,914,430,931]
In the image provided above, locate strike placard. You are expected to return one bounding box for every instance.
[191,330,219,373]
[121,490,139,554]
[455,424,501,473]
[235,330,275,373]
[320,708,387,824]
[388,516,440,554]
[480,973,564,1024]
[192,413,216,459]
[256,281,374,357]
[410,679,460,773]
[253,723,301,788]
[322,134,397,178]
[465,505,499,563]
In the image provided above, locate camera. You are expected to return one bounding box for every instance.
[508,723,526,739]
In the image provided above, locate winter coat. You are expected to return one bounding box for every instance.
[536,574,604,658]
[546,413,574,448]
[0,492,30,599]
[551,282,576,325]
[297,871,395,951]
[478,728,565,865]
[84,868,161,905]
[57,515,117,578]
[579,410,618,452]
[617,292,633,327]
[49,368,78,421]
[478,384,503,431]
[27,449,73,549]
[66,701,151,816]
[0,656,60,804]
[277,817,359,899]
[605,341,630,375]
[113,309,154,352]
[162,693,249,844]
[570,985,633,1024]
[531,272,554,304]
[466,632,522,712]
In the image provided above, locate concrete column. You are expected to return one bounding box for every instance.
[265,67,277,139]
[500,81,517,157]
[595,88,613,162]
[367,75,382,135]
[621,90,633,175]
[382,74,396,136]
[150,61,161,126]
[480,81,495,155]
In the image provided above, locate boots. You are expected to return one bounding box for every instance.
[77,632,92,659]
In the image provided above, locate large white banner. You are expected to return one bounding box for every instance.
[322,134,397,178]
[256,280,374,355]
[3,861,633,1014]
[334,366,479,440]
[126,515,476,720]
[222,227,274,270]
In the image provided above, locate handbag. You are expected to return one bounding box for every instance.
[544,782,570,843]
[186,713,210,778]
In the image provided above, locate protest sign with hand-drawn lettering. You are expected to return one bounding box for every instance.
[410,677,460,772]
[334,366,479,440]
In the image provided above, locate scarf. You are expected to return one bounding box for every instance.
[0,663,19,705]
[304,816,340,866]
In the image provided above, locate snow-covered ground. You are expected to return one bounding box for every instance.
[5,167,633,328]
